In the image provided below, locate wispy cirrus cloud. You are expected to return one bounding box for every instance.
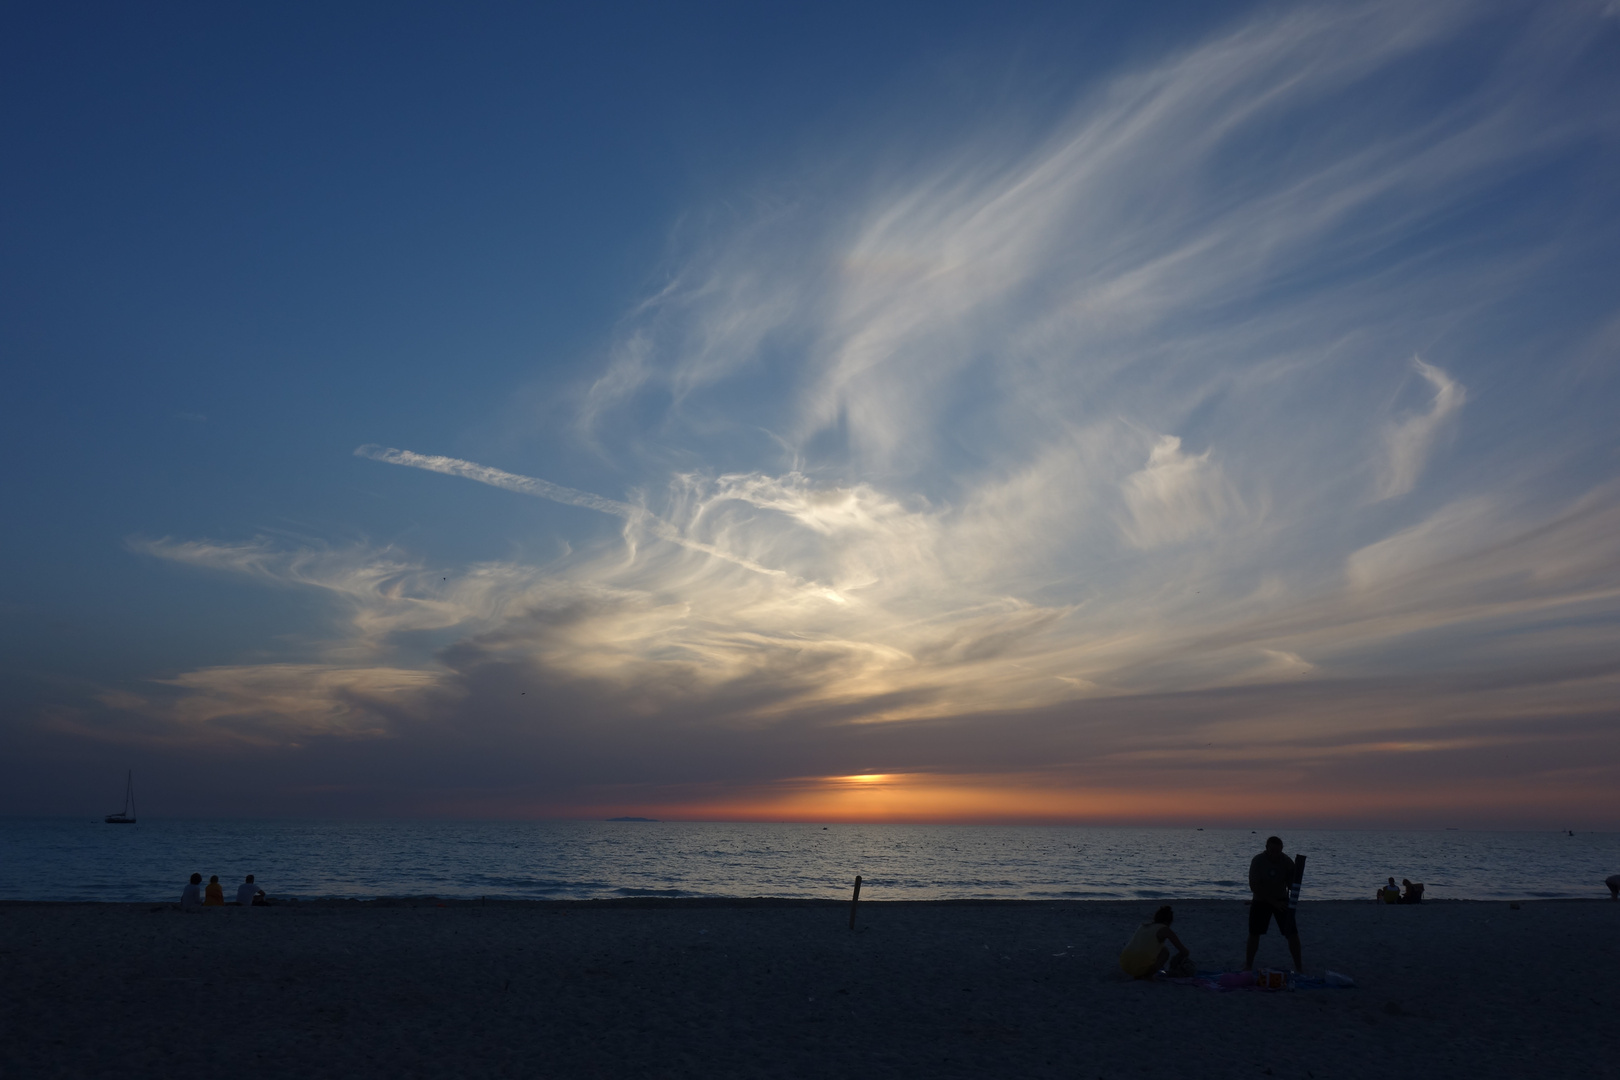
[85,0,1620,822]
[91,664,449,746]
[131,535,543,654]
[1376,359,1466,500]
[1118,435,1233,549]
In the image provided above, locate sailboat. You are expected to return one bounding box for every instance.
[105,770,137,824]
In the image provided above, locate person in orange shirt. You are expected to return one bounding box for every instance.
[204,875,225,906]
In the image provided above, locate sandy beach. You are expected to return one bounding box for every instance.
[1,897,1613,1079]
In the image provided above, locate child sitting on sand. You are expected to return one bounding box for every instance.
[204,875,225,906]
[1119,906,1190,980]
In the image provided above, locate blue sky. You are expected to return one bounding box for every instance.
[3,1,1618,824]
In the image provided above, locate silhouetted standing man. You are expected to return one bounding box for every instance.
[1245,835,1303,971]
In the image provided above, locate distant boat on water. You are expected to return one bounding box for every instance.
[105,771,137,824]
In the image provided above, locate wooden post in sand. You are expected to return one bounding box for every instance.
[848,875,862,930]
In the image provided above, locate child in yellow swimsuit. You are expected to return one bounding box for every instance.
[1119,905,1190,979]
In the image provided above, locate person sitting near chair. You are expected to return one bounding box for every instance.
[1119,905,1190,980]
[204,875,225,906]
[235,874,265,907]
[1379,877,1402,903]
[181,872,203,909]
[1400,879,1424,904]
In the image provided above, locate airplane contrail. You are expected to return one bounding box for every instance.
[355,445,638,518]
[355,445,789,579]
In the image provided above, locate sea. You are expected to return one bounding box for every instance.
[1,818,1615,904]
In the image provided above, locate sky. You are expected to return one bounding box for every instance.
[3,0,1618,826]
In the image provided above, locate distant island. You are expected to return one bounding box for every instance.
[606,816,659,822]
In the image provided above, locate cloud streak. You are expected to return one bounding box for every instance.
[354,445,636,519]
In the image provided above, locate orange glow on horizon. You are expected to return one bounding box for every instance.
[533,769,1620,828]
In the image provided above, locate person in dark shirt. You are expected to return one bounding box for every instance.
[1245,835,1303,972]
[1400,878,1424,904]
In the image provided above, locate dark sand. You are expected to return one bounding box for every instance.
[1,898,1614,1078]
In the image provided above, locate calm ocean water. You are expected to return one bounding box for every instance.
[1,819,1615,904]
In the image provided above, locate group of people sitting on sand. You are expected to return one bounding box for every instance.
[1378,876,1424,904]
[180,873,266,909]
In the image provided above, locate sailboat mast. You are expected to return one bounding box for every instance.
[105,769,137,823]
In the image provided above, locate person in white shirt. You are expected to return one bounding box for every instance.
[180,873,203,909]
[235,874,264,907]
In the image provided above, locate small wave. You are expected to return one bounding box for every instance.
[614,887,691,897]
[465,876,578,891]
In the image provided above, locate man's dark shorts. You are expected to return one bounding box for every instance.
[1248,901,1298,937]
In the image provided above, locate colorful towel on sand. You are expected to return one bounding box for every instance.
[1170,971,1355,992]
